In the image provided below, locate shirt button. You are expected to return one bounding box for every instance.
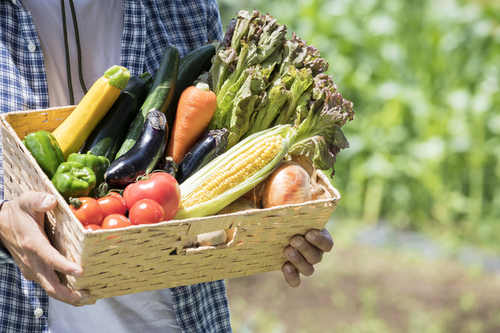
[34,308,44,318]
[28,42,36,52]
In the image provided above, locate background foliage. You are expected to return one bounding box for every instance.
[218,0,500,251]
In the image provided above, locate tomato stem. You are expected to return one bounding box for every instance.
[69,197,83,209]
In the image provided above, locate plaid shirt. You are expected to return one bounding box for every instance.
[0,1,232,332]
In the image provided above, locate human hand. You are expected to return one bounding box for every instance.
[0,191,93,306]
[282,228,334,287]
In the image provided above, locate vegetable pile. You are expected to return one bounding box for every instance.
[175,10,355,219]
[22,10,354,234]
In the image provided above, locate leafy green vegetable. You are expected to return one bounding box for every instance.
[224,65,272,147]
[208,9,354,174]
[243,77,288,138]
[272,66,314,126]
[279,33,329,77]
[289,74,354,172]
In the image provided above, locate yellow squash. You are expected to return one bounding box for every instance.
[52,65,130,160]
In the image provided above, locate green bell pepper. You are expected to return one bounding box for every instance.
[51,161,96,200]
[23,131,64,179]
[67,152,110,186]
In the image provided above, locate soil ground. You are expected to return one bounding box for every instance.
[226,228,500,333]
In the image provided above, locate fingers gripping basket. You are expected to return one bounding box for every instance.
[0,107,340,301]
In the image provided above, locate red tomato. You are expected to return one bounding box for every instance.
[123,172,181,221]
[101,214,132,229]
[84,224,102,231]
[70,197,104,226]
[129,199,164,225]
[97,193,127,217]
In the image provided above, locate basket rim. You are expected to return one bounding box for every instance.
[0,105,76,117]
[82,191,340,234]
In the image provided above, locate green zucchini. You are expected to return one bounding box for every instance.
[115,46,180,159]
[79,73,152,162]
[164,43,217,132]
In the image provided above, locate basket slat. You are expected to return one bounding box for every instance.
[0,107,340,301]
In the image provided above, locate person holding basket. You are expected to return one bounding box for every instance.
[0,0,334,332]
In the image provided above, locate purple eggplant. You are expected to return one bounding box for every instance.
[157,156,178,178]
[176,128,229,184]
[105,108,168,188]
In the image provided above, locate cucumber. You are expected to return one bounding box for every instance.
[115,46,180,159]
[164,43,216,132]
[79,73,151,162]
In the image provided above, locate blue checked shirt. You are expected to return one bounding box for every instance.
[0,1,232,332]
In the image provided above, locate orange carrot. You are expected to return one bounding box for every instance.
[166,82,217,164]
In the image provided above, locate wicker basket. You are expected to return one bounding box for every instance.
[0,107,340,301]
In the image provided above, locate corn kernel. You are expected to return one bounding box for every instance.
[181,135,283,208]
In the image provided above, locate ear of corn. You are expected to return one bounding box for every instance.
[181,135,282,208]
[174,125,295,219]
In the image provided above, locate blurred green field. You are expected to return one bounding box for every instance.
[218,0,500,331]
[218,0,500,251]
[226,219,500,332]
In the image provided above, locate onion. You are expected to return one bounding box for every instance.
[261,161,312,208]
